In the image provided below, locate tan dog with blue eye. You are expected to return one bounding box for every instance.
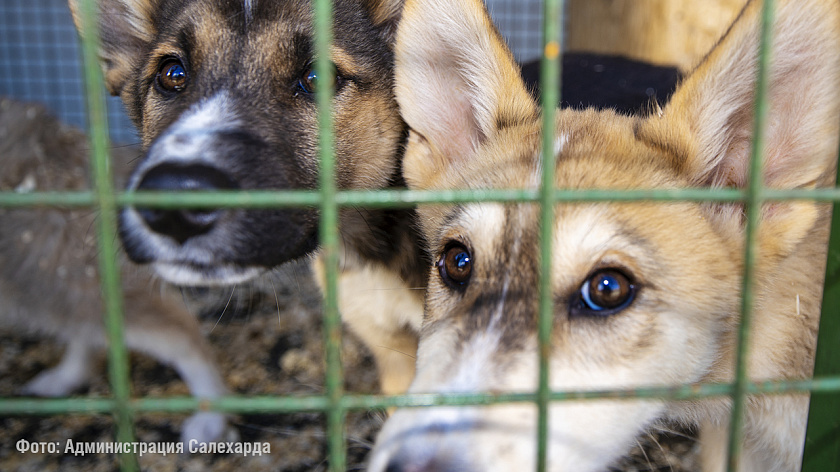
[370,0,840,470]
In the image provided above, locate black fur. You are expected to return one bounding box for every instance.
[521,53,680,115]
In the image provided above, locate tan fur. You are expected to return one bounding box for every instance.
[0,98,232,444]
[361,0,404,42]
[312,247,423,396]
[372,0,840,470]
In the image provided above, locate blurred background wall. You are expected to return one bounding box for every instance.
[0,0,746,145]
[566,0,748,70]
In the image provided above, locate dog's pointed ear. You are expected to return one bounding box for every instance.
[361,0,404,43]
[394,0,537,189]
[68,0,156,96]
[640,0,840,257]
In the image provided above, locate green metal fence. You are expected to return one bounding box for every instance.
[1,0,840,471]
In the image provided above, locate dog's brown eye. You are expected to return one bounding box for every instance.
[157,59,188,93]
[575,269,636,316]
[298,62,339,95]
[438,242,472,289]
[299,68,319,94]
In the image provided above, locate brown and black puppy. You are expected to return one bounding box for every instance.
[68,0,428,395]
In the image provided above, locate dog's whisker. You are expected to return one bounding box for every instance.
[210,284,237,332]
[291,264,305,296]
[352,206,377,236]
[645,430,672,471]
[346,433,374,449]
[178,285,193,309]
[633,435,655,472]
[654,425,696,441]
[269,277,282,327]
[373,345,416,360]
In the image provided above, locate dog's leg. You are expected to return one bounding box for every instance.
[173,356,237,445]
[313,254,423,396]
[122,291,234,444]
[20,337,98,396]
[124,328,233,444]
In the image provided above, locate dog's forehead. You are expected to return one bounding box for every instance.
[146,0,305,77]
[448,203,508,244]
[552,110,683,189]
[154,0,308,50]
[553,206,622,262]
[157,0,311,25]
[466,110,680,194]
[453,202,646,283]
[151,0,388,71]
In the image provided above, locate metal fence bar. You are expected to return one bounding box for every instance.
[726,0,775,469]
[536,0,563,469]
[75,0,136,470]
[802,145,840,471]
[6,375,840,417]
[0,188,743,209]
[312,0,346,470]
[14,187,840,210]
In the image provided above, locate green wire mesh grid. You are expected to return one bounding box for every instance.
[1,0,840,471]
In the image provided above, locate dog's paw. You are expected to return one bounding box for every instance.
[19,366,89,397]
[180,412,239,445]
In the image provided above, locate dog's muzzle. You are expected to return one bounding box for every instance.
[134,162,238,245]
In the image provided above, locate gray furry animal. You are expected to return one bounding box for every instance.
[0,98,231,444]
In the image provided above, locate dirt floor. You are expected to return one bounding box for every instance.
[0,261,699,472]
[0,261,384,472]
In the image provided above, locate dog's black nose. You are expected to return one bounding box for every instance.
[134,163,238,244]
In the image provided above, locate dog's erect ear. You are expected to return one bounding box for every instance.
[394,0,537,189]
[68,0,156,96]
[640,0,840,256]
[361,0,405,43]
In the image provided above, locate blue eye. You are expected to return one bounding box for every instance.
[576,269,636,315]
